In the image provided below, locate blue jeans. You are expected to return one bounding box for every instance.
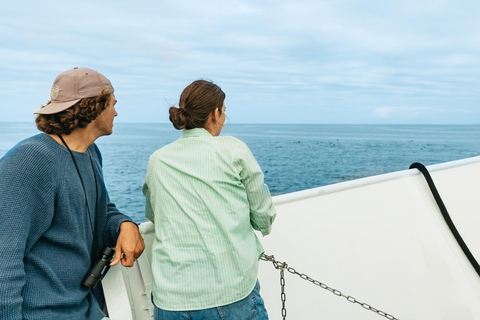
[153,281,268,320]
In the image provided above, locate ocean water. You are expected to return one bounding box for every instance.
[2,122,480,222]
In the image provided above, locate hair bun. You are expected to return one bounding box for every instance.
[169,106,187,130]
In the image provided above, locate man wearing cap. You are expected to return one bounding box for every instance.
[0,67,145,319]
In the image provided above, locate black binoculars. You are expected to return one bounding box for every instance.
[82,246,115,289]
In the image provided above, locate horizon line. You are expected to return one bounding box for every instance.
[1,121,480,126]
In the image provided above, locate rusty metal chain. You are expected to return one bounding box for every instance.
[261,254,399,320]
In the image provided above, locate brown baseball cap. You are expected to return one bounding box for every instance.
[34,67,114,114]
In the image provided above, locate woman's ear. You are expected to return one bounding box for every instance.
[211,108,219,123]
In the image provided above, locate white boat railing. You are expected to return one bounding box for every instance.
[103,156,480,320]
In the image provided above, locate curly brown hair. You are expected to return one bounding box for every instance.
[36,90,112,135]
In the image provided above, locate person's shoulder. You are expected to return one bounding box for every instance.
[217,135,251,153]
[2,134,52,160]
[0,134,62,173]
[88,143,103,162]
[14,133,46,147]
[149,140,178,159]
[218,135,245,146]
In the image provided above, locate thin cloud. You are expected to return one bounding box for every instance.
[0,0,479,123]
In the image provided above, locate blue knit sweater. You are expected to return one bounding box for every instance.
[0,133,133,319]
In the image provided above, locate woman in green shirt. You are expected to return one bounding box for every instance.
[144,80,276,319]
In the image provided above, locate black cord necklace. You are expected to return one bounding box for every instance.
[57,134,97,238]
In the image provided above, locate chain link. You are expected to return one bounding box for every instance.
[261,254,399,320]
[280,268,287,319]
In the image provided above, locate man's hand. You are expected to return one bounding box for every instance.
[110,222,145,267]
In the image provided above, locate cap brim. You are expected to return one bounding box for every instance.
[34,99,82,115]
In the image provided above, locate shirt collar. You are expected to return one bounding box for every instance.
[181,127,213,138]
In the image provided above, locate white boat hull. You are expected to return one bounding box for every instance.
[103,156,480,319]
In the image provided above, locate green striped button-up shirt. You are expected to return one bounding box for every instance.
[143,128,276,311]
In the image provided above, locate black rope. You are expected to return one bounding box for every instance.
[409,162,480,277]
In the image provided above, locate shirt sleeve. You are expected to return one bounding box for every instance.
[0,147,55,319]
[236,141,276,236]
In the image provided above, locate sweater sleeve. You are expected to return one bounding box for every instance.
[0,144,56,319]
[236,141,276,236]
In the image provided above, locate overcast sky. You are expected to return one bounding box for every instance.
[1,0,479,124]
